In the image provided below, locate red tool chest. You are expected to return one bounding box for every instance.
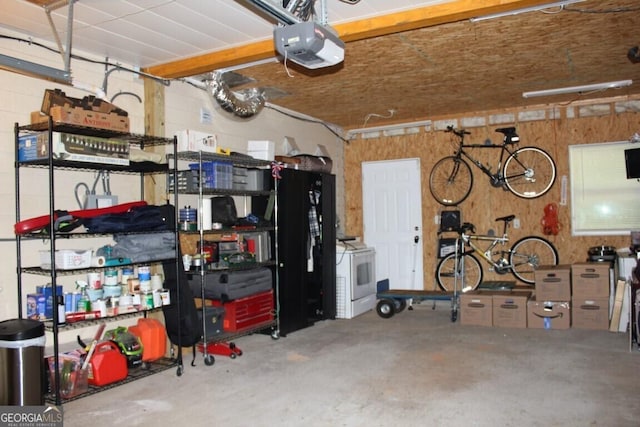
[210,289,274,332]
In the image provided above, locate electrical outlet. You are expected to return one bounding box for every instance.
[434,215,440,225]
[513,218,521,229]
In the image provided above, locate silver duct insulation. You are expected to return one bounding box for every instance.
[207,73,266,120]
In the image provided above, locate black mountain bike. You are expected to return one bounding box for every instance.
[429,126,556,206]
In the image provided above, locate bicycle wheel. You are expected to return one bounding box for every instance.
[436,252,483,292]
[503,147,556,199]
[509,236,559,284]
[429,156,473,206]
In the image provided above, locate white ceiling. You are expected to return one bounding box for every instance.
[0,0,453,70]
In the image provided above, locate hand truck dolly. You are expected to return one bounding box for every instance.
[375,238,462,322]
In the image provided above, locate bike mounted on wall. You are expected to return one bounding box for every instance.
[429,126,557,206]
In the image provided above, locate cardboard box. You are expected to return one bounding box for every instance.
[31,105,130,133]
[527,298,570,329]
[36,284,63,319]
[571,263,610,298]
[18,131,129,165]
[26,294,46,320]
[460,291,493,327]
[492,291,532,328]
[571,297,609,330]
[176,129,217,153]
[535,265,571,301]
[248,140,275,161]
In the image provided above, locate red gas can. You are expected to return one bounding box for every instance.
[87,340,128,386]
[128,317,167,362]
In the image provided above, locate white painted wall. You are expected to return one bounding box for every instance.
[0,30,345,340]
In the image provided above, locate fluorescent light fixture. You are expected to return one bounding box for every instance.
[0,53,71,84]
[470,1,583,22]
[522,80,633,98]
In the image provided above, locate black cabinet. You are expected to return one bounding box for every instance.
[256,168,336,336]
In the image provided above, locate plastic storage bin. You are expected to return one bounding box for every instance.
[189,161,233,189]
[47,354,89,399]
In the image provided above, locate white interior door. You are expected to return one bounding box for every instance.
[362,159,423,290]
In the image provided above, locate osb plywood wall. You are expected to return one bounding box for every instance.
[344,96,640,290]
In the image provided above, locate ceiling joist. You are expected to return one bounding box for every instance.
[143,0,566,79]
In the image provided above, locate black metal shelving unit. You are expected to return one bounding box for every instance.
[14,120,182,405]
[168,151,280,366]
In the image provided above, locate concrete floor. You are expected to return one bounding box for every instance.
[63,302,639,427]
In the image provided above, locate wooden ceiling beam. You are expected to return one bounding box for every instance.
[144,0,565,79]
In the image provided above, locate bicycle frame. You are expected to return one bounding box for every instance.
[459,232,511,272]
[453,140,518,184]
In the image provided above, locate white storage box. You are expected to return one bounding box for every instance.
[247,140,275,161]
[40,250,92,270]
[176,129,217,153]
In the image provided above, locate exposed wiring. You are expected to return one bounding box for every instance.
[74,182,90,209]
[362,109,396,127]
[0,34,172,89]
[564,5,640,13]
[539,5,572,15]
[283,49,294,78]
[265,104,348,143]
[110,91,142,103]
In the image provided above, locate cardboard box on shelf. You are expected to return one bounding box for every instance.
[492,291,532,328]
[571,263,610,298]
[571,297,609,330]
[527,298,570,329]
[460,291,493,327]
[176,129,217,153]
[31,105,130,133]
[535,265,571,301]
[26,294,46,320]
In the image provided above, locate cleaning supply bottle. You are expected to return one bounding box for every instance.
[75,280,90,312]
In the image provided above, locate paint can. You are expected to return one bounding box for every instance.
[87,272,101,290]
[104,268,118,286]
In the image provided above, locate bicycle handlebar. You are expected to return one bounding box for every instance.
[445,125,470,137]
[457,222,475,234]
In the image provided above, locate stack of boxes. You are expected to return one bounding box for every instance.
[460,262,612,329]
[529,265,572,330]
[461,289,532,328]
[571,263,611,330]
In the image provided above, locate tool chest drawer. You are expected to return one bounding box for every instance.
[209,289,274,332]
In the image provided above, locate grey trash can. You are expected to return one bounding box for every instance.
[0,318,46,406]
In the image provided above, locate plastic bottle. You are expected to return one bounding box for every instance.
[57,294,66,324]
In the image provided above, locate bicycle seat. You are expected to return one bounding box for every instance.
[495,214,515,223]
[495,127,516,135]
